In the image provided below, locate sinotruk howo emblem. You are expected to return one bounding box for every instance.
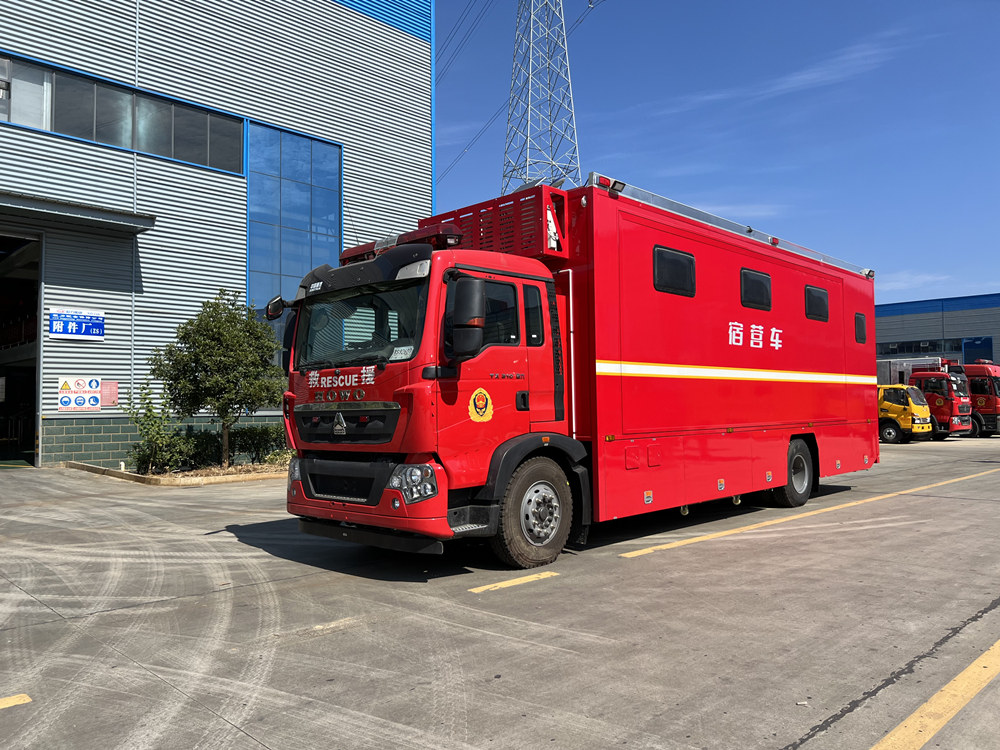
[333,412,347,435]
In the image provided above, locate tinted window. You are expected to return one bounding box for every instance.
[95,83,132,148]
[135,94,173,156]
[208,113,243,172]
[805,285,829,321]
[855,312,867,344]
[52,72,95,140]
[173,103,208,164]
[653,246,695,297]
[483,281,519,347]
[741,268,771,311]
[524,285,544,347]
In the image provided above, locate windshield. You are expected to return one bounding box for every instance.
[295,278,428,370]
[906,386,928,406]
[951,374,970,398]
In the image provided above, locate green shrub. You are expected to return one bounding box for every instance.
[231,423,285,464]
[265,448,294,466]
[123,384,192,474]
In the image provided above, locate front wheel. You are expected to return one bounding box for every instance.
[966,418,981,438]
[774,439,813,508]
[490,457,572,569]
[879,420,901,444]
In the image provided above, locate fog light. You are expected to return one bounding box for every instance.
[392,498,400,509]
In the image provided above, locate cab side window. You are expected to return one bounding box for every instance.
[970,377,990,396]
[483,281,519,347]
[884,389,905,407]
[524,285,545,347]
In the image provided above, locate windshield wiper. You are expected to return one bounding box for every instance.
[297,360,336,372]
[342,352,389,369]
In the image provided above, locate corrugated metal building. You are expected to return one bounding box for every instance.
[875,294,1000,364]
[0,0,433,467]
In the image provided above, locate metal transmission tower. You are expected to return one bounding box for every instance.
[502,0,582,194]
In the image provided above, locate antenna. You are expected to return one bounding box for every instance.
[502,0,582,194]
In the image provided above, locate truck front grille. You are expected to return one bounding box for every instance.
[958,404,972,414]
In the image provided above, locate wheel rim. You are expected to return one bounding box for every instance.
[883,426,897,441]
[790,453,809,495]
[519,480,562,546]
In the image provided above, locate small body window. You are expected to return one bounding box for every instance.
[855,312,867,344]
[805,285,829,322]
[653,246,695,297]
[741,268,771,311]
[524,285,544,347]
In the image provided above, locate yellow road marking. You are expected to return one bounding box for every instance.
[469,571,559,593]
[621,467,1000,558]
[0,694,32,710]
[870,639,1000,750]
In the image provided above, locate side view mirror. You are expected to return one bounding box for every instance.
[265,295,285,321]
[453,277,485,360]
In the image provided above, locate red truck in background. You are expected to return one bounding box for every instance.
[963,360,1000,437]
[267,174,879,568]
[877,357,972,439]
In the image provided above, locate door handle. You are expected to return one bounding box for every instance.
[516,391,530,411]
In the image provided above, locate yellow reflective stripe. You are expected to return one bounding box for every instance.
[596,360,876,386]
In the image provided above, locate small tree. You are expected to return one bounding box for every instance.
[149,289,285,468]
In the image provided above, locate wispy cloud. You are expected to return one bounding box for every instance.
[876,271,952,293]
[625,29,913,120]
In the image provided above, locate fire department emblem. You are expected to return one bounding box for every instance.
[936,398,944,407]
[469,388,494,422]
[978,397,986,407]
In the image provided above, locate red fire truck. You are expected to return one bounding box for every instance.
[963,360,1000,437]
[266,174,878,568]
[877,358,972,439]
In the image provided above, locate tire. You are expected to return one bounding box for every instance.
[775,439,813,508]
[930,416,948,441]
[879,420,902,444]
[966,418,982,438]
[490,457,572,569]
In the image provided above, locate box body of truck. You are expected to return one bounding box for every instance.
[276,175,878,567]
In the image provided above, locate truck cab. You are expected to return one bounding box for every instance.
[909,370,972,440]
[877,385,932,443]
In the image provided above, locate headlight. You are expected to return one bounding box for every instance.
[389,463,439,503]
[288,457,302,482]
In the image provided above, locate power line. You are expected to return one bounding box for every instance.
[436,0,607,186]
[436,0,498,85]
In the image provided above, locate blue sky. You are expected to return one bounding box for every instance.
[432,1,1000,305]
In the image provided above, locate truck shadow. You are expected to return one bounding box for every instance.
[580,484,855,551]
[224,519,510,582]
[225,485,856,578]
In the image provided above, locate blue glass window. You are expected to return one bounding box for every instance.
[280,179,310,231]
[281,132,311,183]
[247,123,343,314]
[248,221,280,274]
[248,125,280,176]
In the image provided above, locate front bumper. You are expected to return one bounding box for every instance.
[287,457,453,540]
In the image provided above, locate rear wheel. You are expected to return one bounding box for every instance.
[879,420,902,444]
[775,439,813,508]
[490,457,572,569]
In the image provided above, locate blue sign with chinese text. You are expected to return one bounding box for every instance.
[49,309,105,341]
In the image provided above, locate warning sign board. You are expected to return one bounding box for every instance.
[58,376,102,412]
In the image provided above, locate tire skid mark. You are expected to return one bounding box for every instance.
[5,536,165,748]
[112,549,242,750]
